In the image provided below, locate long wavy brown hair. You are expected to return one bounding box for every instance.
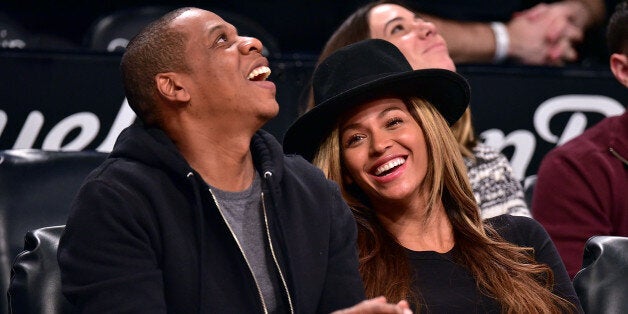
[313,97,574,313]
[304,0,477,158]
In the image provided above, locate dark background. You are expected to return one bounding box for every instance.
[0,0,368,55]
[0,0,623,63]
[0,0,626,181]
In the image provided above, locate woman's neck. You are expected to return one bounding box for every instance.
[376,199,454,253]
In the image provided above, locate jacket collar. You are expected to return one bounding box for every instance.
[251,129,284,183]
[110,124,285,182]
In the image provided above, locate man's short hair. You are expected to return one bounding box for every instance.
[120,7,194,126]
[607,1,628,55]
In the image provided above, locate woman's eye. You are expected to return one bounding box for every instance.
[345,134,365,147]
[390,24,405,34]
[386,117,403,128]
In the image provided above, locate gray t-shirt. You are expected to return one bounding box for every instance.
[210,172,285,313]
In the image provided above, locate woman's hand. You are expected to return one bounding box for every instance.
[332,296,412,314]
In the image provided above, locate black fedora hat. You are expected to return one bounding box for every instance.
[283,39,470,161]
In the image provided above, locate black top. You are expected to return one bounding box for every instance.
[58,125,365,313]
[407,214,582,313]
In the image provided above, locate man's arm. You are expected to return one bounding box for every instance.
[315,182,365,313]
[423,11,560,64]
[420,12,498,64]
[556,0,606,28]
[58,180,167,313]
[532,148,613,278]
[420,0,605,65]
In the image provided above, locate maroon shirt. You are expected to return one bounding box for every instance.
[533,112,628,278]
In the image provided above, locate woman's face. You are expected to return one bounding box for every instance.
[368,4,455,71]
[340,98,428,209]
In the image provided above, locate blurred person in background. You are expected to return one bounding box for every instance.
[304,0,531,219]
[398,0,607,66]
[533,0,628,279]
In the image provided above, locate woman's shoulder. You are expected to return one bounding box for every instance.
[468,143,512,170]
[472,143,503,160]
[485,214,549,247]
[486,213,536,225]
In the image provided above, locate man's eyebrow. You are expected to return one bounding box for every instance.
[208,24,227,37]
[208,23,239,37]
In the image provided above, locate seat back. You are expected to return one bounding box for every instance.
[0,12,30,49]
[84,6,170,52]
[0,149,107,314]
[8,226,69,314]
[84,6,280,57]
[573,236,628,313]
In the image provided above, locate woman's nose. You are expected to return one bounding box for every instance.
[413,20,436,39]
[369,131,392,155]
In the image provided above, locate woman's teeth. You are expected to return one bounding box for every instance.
[374,157,405,176]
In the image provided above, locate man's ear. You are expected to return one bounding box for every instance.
[155,73,191,103]
[610,53,628,88]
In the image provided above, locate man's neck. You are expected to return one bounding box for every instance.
[168,121,258,192]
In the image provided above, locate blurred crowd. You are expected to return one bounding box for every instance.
[0,0,623,67]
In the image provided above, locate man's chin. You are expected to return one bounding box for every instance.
[256,107,279,126]
[262,103,280,120]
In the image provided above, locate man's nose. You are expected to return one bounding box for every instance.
[238,36,264,55]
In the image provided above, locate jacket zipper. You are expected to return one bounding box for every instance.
[609,147,628,166]
[208,189,268,314]
[261,192,295,314]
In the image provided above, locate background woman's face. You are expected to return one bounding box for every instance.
[368,4,456,72]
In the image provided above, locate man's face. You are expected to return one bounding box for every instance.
[172,9,279,128]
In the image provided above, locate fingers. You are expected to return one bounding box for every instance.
[509,1,585,66]
[397,300,411,311]
[332,297,413,314]
[546,16,583,44]
[514,3,549,20]
[547,38,578,65]
[561,24,583,44]
[545,16,569,42]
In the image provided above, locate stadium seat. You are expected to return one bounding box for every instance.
[0,149,106,314]
[84,6,281,57]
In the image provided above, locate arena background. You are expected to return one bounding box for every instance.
[1,0,626,186]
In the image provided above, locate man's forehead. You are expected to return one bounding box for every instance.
[171,9,225,27]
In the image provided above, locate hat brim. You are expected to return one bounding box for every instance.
[283,68,470,162]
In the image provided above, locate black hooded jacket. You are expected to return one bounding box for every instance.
[58,125,365,313]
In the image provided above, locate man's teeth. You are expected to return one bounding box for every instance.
[375,157,405,176]
[247,66,271,80]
